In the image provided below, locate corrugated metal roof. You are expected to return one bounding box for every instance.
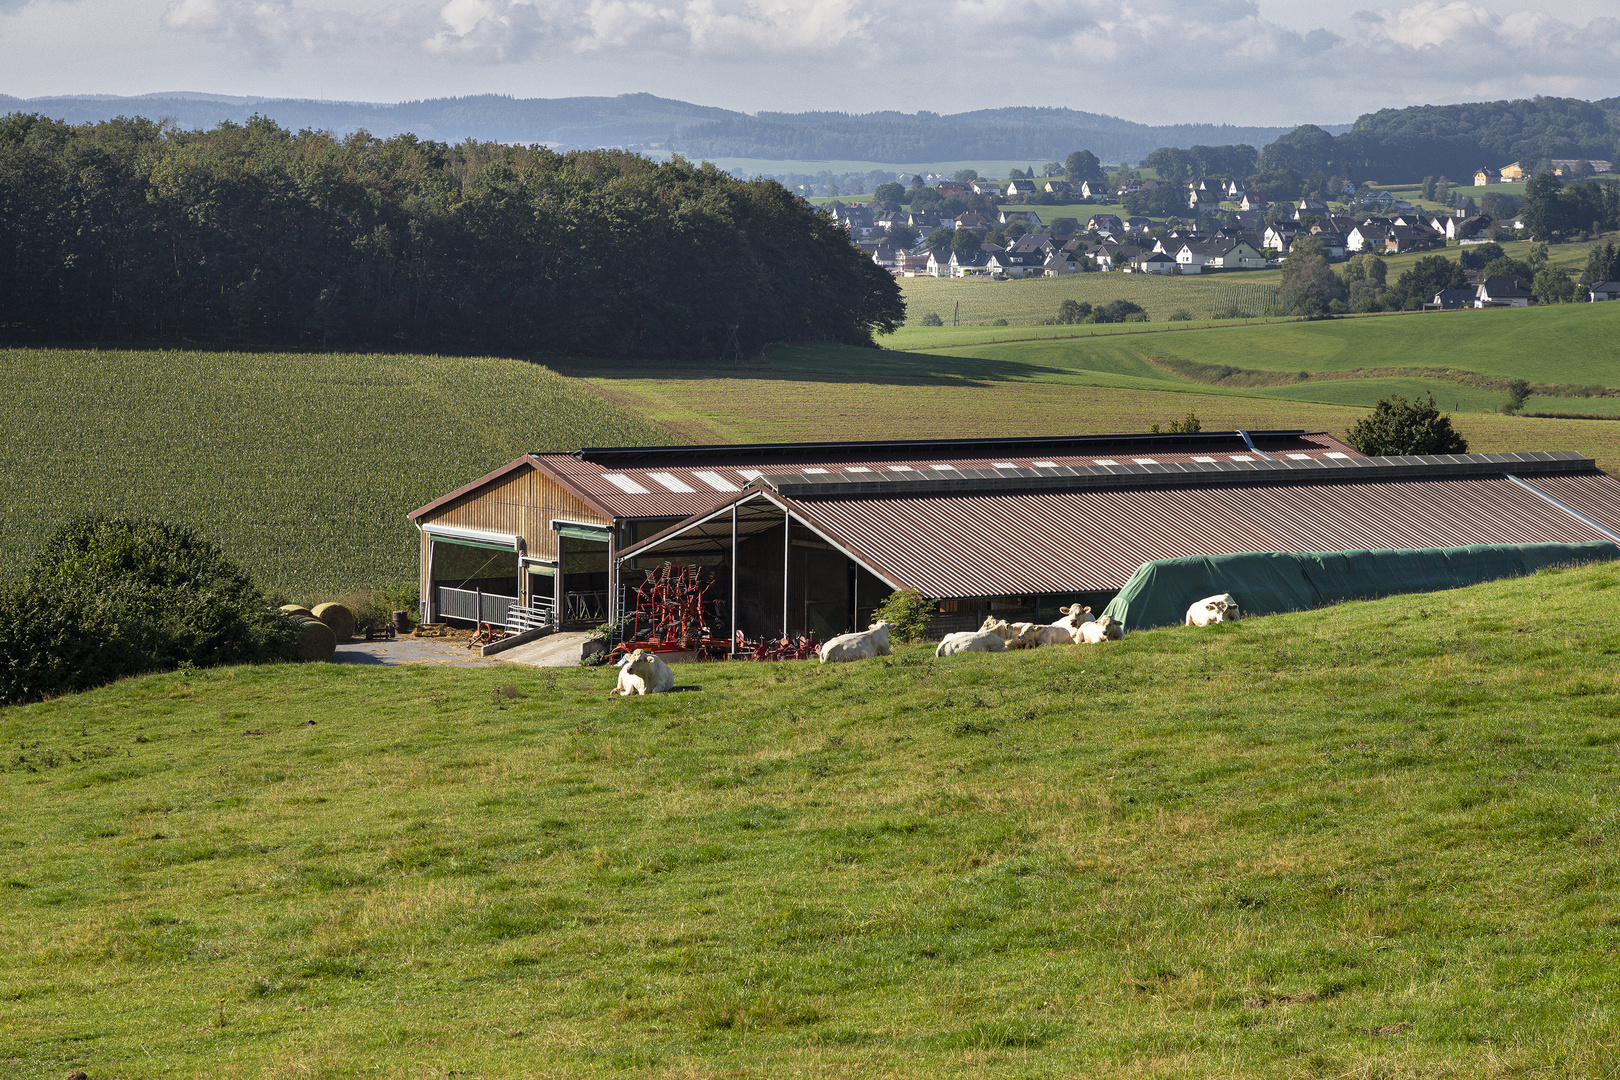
[790,474,1615,598]
[530,431,1362,521]
[1509,472,1620,539]
[616,459,1619,600]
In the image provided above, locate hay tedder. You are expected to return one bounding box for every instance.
[609,563,820,662]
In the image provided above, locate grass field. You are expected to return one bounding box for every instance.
[0,349,666,595]
[896,236,1614,328]
[6,563,1620,1078]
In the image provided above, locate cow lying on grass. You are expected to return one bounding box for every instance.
[611,648,674,695]
[819,621,895,663]
[935,630,1009,656]
[1077,614,1124,643]
[1185,594,1241,626]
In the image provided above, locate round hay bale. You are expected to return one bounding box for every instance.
[280,604,314,619]
[311,602,356,642]
[294,617,337,662]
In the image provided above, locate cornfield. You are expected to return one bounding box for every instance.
[0,349,668,594]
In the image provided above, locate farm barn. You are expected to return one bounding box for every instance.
[409,431,1620,641]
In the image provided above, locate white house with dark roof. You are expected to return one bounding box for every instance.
[1476,275,1532,307]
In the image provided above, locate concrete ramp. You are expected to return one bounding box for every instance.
[498,631,605,668]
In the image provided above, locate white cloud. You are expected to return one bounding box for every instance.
[160,0,419,59]
[425,0,875,62]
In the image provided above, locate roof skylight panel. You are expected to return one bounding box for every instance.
[1132,458,1158,465]
[693,471,741,491]
[602,473,651,494]
[646,472,696,493]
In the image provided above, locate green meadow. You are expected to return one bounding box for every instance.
[5,563,1620,1078]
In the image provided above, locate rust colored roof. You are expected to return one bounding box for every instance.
[618,453,1619,600]
[510,431,1360,522]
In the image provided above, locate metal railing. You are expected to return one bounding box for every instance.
[437,586,521,626]
[507,601,556,634]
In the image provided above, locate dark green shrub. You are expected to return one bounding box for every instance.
[1345,395,1469,457]
[919,312,944,326]
[0,517,299,704]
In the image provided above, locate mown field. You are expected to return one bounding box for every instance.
[577,301,1620,473]
[896,236,1610,327]
[5,564,1620,1078]
[0,349,667,595]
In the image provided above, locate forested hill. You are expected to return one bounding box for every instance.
[668,108,1328,164]
[1342,96,1620,179]
[0,92,1331,163]
[0,114,902,358]
[0,92,736,152]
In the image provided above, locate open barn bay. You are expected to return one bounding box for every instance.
[4,565,1620,1077]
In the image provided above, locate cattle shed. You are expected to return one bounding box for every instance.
[406,430,1362,630]
[617,449,1620,642]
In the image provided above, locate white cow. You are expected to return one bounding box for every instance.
[1185,594,1241,626]
[935,631,1009,656]
[980,617,1041,648]
[1077,615,1124,643]
[1052,603,1093,631]
[611,648,675,695]
[1029,624,1077,646]
[818,621,895,663]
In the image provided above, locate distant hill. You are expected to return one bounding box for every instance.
[669,107,1334,164]
[0,92,1337,164]
[6,91,1619,181]
[1339,96,1620,180]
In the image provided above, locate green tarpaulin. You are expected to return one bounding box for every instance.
[1101,542,1620,631]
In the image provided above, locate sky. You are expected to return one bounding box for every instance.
[2,0,1619,127]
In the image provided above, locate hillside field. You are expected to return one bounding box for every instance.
[896,237,1611,327]
[0,349,666,595]
[5,563,1620,1078]
[577,303,1620,473]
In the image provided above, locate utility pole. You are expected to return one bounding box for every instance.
[952,298,960,326]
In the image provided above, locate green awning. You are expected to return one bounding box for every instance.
[557,523,612,543]
[431,535,516,553]
[526,564,556,577]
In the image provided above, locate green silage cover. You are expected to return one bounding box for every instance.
[1101,542,1620,631]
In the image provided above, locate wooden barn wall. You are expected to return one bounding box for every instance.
[420,468,611,562]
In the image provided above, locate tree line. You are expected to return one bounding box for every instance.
[0,113,904,357]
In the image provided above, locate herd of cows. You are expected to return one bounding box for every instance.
[609,593,1243,696]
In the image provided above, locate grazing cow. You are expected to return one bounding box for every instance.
[611,648,675,695]
[1185,594,1241,626]
[1077,615,1124,643]
[935,631,1009,656]
[819,621,895,663]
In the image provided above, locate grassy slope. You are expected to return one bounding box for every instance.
[5,564,1620,1078]
[895,237,1611,327]
[574,302,1620,473]
[0,349,667,595]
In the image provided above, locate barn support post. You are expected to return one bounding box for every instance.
[425,538,436,624]
[729,504,738,656]
[782,511,790,641]
[554,534,564,627]
[606,523,618,626]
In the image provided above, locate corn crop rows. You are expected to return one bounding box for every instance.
[0,349,668,594]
